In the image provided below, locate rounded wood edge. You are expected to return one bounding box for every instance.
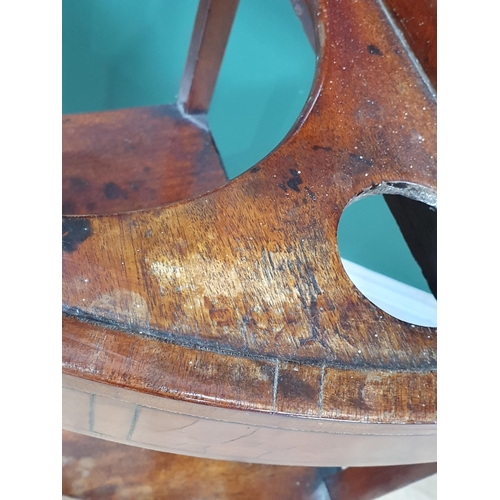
[63,374,436,467]
[63,316,436,425]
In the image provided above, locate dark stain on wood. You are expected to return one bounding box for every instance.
[62,104,227,215]
[349,153,374,167]
[312,145,332,151]
[69,177,89,192]
[286,169,303,192]
[104,182,127,200]
[62,218,92,253]
[387,181,409,189]
[367,43,383,56]
[304,186,317,201]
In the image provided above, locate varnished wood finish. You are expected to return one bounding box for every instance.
[378,0,437,298]
[62,104,227,215]
[62,430,329,499]
[382,0,436,89]
[179,0,240,115]
[324,462,437,500]
[62,0,437,466]
[62,371,436,467]
[63,315,435,423]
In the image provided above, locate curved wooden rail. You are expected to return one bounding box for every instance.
[62,0,436,467]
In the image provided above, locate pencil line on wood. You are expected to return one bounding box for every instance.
[89,393,95,432]
[127,405,142,441]
[272,359,280,413]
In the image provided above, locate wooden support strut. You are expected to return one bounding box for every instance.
[178,0,240,115]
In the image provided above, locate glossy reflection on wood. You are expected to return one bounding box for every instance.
[62,0,437,467]
[62,104,227,215]
[382,0,436,89]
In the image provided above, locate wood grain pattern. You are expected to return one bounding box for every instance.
[63,314,435,425]
[62,0,437,466]
[63,0,436,365]
[382,0,436,89]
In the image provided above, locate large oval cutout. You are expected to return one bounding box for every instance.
[337,194,437,327]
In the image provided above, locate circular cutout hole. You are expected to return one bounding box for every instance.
[337,193,436,327]
[208,0,316,178]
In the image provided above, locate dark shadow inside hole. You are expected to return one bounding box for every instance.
[384,194,437,298]
[338,194,436,327]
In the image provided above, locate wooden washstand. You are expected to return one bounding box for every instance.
[62,0,437,498]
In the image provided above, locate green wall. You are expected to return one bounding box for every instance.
[62,0,431,292]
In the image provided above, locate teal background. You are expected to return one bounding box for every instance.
[62,0,430,292]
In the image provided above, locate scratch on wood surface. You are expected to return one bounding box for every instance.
[273,359,280,413]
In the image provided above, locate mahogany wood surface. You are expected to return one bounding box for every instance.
[62,0,437,467]
[63,372,436,466]
[382,0,436,89]
[379,0,437,297]
[62,104,227,216]
[324,462,437,500]
[62,430,332,500]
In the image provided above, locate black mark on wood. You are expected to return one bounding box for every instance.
[287,169,303,192]
[387,182,408,189]
[305,186,317,201]
[312,145,333,151]
[368,44,382,56]
[63,218,92,253]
